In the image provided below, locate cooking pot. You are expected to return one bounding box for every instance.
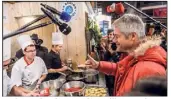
[58,68,86,82]
[66,73,85,82]
[84,69,99,84]
[39,79,64,96]
[60,81,86,96]
[67,66,85,74]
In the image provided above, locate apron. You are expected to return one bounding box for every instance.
[3,69,14,96]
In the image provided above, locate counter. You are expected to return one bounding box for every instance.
[50,72,107,96]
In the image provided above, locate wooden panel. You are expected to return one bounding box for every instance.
[41,17,54,51]
[3,3,19,57]
[75,2,87,64]
[13,2,44,17]
[14,3,23,17]
[20,2,31,16]
[36,2,44,15]
[59,2,87,64]
[29,2,40,16]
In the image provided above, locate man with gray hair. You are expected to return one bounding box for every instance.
[85,14,166,96]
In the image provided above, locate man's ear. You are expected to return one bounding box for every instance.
[130,32,137,41]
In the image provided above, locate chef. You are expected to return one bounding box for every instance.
[44,32,68,81]
[3,29,39,96]
[11,34,48,91]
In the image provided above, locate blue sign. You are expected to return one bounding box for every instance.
[99,21,109,37]
[62,2,76,17]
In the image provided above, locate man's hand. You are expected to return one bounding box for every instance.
[85,54,99,69]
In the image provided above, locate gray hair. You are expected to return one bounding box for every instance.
[113,14,145,38]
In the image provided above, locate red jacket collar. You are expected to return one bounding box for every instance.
[24,56,34,66]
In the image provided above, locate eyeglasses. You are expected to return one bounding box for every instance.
[25,49,36,53]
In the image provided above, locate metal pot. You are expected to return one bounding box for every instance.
[57,71,85,82]
[84,69,99,84]
[60,67,86,82]
[49,79,64,96]
[60,81,86,96]
[57,75,67,84]
[67,66,85,74]
[39,81,50,90]
[66,72,85,82]
[39,79,64,96]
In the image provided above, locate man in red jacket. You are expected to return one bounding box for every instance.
[86,14,166,96]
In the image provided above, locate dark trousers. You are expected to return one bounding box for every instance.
[105,75,114,96]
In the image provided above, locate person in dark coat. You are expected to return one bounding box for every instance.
[103,29,121,96]
[125,76,167,96]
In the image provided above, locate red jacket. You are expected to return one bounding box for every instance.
[98,37,166,96]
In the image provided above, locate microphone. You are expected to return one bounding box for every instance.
[111,43,117,50]
[41,8,71,35]
[107,2,125,14]
[40,3,71,22]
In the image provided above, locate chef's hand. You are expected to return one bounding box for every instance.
[62,62,67,67]
[48,69,56,73]
[62,66,68,71]
[33,80,41,93]
[85,54,99,69]
[34,84,40,91]
[24,91,40,97]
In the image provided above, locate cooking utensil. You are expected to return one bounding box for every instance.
[66,73,85,82]
[61,81,86,96]
[57,75,66,84]
[49,79,64,96]
[39,79,65,96]
[56,70,85,82]
[57,71,67,76]
[39,81,50,90]
[84,69,99,84]
[67,66,85,73]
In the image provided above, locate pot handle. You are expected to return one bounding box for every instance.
[67,66,75,72]
[56,71,67,76]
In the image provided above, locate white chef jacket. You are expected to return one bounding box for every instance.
[3,69,15,96]
[11,56,48,90]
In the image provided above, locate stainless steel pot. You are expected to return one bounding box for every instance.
[84,69,99,84]
[39,81,50,90]
[57,75,67,83]
[66,72,85,82]
[39,79,64,96]
[60,81,86,96]
[49,79,64,96]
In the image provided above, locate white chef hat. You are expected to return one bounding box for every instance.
[17,34,34,50]
[3,29,11,61]
[52,32,63,45]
